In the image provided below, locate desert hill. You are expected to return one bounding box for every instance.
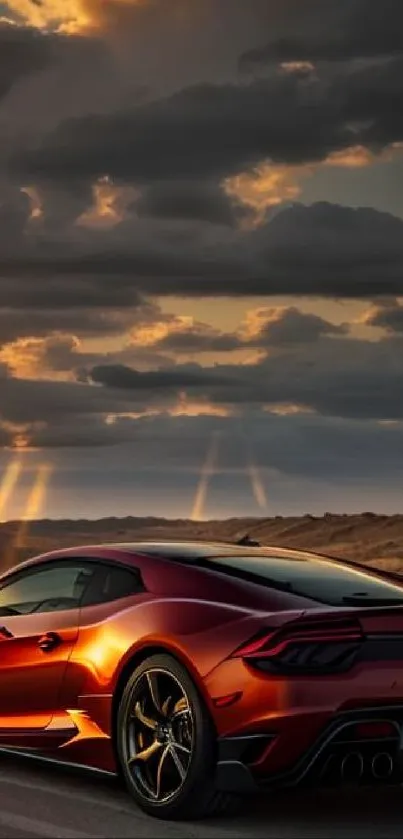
[2,512,403,574]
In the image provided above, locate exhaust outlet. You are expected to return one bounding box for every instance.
[371,752,394,780]
[340,751,364,782]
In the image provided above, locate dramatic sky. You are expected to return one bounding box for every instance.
[1,0,403,521]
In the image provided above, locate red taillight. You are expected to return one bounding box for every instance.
[232,618,364,660]
[231,629,278,658]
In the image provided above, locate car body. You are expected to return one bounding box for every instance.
[1,540,403,818]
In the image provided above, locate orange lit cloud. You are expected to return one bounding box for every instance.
[0,335,87,381]
[326,144,403,169]
[225,163,303,226]
[239,307,282,340]
[0,336,75,380]
[130,315,195,347]
[5,0,93,33]
[280,61,315,75]
[5,0,143,33]
[77,177,139,229]
[325,146,375,169]
[21,186,43,220]
[171,392,230,418]
[0,338,46,379]
[225,144,403,225]
[263,403,316,416]
[106,394,230,426]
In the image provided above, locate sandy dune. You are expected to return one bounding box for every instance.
[1,512,403,574]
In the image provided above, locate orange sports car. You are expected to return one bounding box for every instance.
[1,540,403,819]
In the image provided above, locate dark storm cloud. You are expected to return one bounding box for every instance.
[337,56,403,149]
[39,335,174,380]
[202,335,403,422]
[62,331,403,424]
[0,184,31,245]
[13,46,403,188]
[88,333,403,423]
[364,301,403,333]
[3,329,403,454]
[239,202,403,299]
[0,367,180,427]
[136,179,249,227]
[144,307,346,355]
[90,363,234,391]
[17,410,403,491]
[240,0,403,68]
[0,306,148,345]
[0,21,51,100]
[1,202,403,303]
[0,370,128,424]
[23,414,146,449]
[250,306,348,344]
[12,73,353,183]
[150,327,242,355]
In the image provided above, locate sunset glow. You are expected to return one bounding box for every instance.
[0,0,402,521]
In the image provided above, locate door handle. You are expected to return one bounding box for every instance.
[38,632,62,652]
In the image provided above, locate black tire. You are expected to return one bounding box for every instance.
[115,653,238,820]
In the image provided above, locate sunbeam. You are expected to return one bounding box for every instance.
[0,458,23,523]
[14,463,53,550]
[244,438,268,512]
[191,431,220,521]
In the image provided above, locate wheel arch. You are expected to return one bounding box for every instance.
[111,643,216,760]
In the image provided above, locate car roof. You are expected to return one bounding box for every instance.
[108,541,324,562]
[5,540,334,579]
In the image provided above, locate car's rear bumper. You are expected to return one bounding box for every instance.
[214,704,403,794]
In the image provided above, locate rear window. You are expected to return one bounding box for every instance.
[201,554,403,607]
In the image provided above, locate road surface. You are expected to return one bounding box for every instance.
[0,752,402,838]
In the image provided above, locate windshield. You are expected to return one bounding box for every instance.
[202,554,403,607]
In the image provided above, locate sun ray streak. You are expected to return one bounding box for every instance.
[191,432,220,521]
[14,463,53,550]
[245,440,268,512]
[0,459,23,522]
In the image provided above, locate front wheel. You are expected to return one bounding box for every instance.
[116,653,237,820]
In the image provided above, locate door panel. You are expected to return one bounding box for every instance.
[0,560,97,745]
[0,609,79,732]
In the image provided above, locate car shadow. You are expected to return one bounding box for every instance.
[1,750,403,836]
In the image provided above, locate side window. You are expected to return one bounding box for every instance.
[81,564,144,607]
[0,563,96,616]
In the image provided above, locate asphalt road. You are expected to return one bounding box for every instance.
[0,753,403,838]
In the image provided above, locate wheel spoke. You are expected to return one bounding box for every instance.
[169,744,186,780]
[146,672,163,716]
[133,701,158,730]
[161,695,173,717]
[155,745,170,799]
[171,708,190,722]
[170,740,191,755]
[173,696,188,715]
[130,739,162,764]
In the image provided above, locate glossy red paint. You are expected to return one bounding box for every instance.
[1,540,403,793]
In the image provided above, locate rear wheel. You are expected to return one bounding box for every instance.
[116,653,237,820]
